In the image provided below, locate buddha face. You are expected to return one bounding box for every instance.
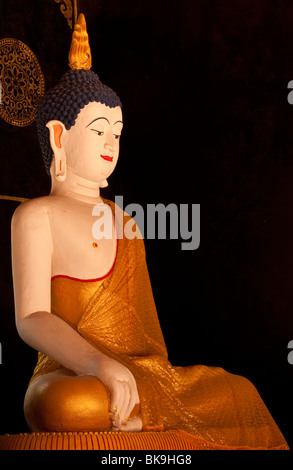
[61,101,123,183]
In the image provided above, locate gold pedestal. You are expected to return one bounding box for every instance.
[0,430,199,450]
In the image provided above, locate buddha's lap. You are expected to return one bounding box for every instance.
[24,369,112,432]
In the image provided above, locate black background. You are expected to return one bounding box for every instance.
[0,0,293,449]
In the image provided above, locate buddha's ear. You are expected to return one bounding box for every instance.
[46,120,67,182]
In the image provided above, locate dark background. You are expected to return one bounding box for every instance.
[0,0,293,449]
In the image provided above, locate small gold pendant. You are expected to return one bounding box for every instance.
[92,242,98,248]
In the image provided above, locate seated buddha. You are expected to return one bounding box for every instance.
[11,14,289,449]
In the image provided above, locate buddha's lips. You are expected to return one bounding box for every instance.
[101,155,113,162]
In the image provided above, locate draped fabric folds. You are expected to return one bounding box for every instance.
[30,200,289,450]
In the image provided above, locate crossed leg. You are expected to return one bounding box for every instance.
[24,368,112,432]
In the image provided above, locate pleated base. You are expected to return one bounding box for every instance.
[0,430,200,450]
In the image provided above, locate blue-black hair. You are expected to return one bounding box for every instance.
[36,69,122,175]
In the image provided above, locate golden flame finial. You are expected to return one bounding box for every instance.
[68,13,92,70]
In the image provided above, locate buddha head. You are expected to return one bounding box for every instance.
[36,13,122,185]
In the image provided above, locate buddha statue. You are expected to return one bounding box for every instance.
[11,14,289,449]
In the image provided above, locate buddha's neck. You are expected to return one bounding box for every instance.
[50,170,104,205]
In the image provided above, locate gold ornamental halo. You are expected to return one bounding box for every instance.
[0,38,45,127]
[54,0,78,29]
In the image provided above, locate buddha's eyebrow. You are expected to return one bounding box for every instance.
[114,120,123,126]
[86,117,109,127]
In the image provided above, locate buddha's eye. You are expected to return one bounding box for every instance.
[114,134,120,140]
[91,129,104,136]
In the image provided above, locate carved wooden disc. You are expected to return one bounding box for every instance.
[0,38,45,127]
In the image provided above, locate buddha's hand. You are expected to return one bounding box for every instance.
[94,355,142,432]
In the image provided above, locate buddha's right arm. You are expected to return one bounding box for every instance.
[11,199,106,375]
[16,310,105,376]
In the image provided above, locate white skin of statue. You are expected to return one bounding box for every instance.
[11,101,142,432]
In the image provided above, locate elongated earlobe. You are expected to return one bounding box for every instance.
[54,152,67,182]
[46,120,67,182]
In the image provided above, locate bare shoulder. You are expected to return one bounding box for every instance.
[11,196,56,234]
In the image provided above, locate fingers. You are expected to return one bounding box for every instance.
[128,374,140,405]
[114,382,125,418]
[129,380,140,409]
[110,383,124,425]
[111,381,131,426]
[110,379,139,428]
[119,381,131,422]
[124,416,143,432]
[106,362,140,429]
[110,416,143,433]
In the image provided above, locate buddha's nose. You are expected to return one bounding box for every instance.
[104,133,115,152]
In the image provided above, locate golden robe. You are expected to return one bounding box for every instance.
[30,200,289,450]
